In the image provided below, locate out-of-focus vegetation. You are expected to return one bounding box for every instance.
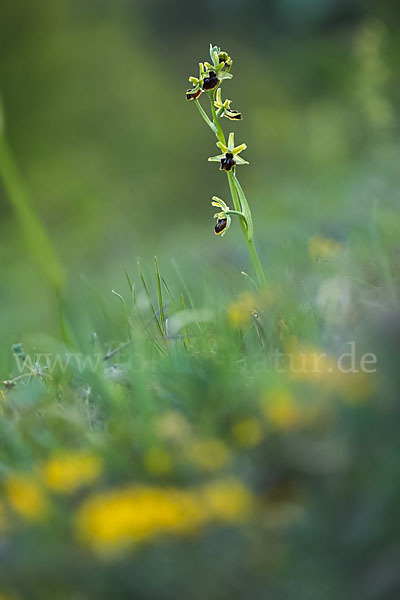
[0,0,400,598]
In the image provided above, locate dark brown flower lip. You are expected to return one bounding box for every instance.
[225,110,242,120]
[186,88,202,101]
[220,153,235,172]
[214,218,227,235]
[202,71,219,91]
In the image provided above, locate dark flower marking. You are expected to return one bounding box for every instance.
[220,152,236,172]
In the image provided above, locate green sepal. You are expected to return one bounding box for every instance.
[234,156,249,165]
[216,141,228,153]
[211,196,230,212]
[217,71,233,81]
[210,44,219,62]
[224,109,242,120]
[233,143,247,155]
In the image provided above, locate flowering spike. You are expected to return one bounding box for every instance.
[185,45,266,288]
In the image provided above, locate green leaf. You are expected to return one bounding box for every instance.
[0,135,66,293]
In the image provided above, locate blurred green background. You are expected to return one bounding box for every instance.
[0,0,399,345]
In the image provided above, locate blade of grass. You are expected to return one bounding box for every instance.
[161,275,179,313]
[0,118,66,294]
[171,258,203,333]
[137,260,165,340]
[131,289,167,356]
[58,297,76,349]
[124,269,135,297]
[180,293,190,349]
[154,256,166,335]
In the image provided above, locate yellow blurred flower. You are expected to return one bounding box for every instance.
[288,346,374,402]
[76,485,206,554]
[227,293,256,327]
[42,450,102,494]
[261,389,302,429]
[308,235,341,261]
[188,439,230,471]
[232,418,263,447]
[144,447,172,475]
[156,411,191,441]
[330,370,374,404]
[5,474,46,520]
[228,288,277,328]
[289,347,337,382]
[76,477,255,555]
[261,379,333,429]
[201,478,253,522]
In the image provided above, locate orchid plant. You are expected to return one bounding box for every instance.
[186,44,266,289]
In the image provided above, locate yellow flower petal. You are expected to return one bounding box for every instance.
[42,451,102,494]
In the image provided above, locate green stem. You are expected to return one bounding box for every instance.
[208,91,225,145]
[195,99,217,134]
[226,209,247,229]
[225,209,244,217]
[232,174,266,289]
[245,237,267,290]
